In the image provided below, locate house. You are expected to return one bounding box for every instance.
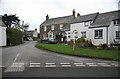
[70,10,120,45]
[40,10,76,43]
[0,16,7,46]
[26,28,38,40]
[70,12,98,41]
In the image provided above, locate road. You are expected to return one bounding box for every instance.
[0,41,119,78]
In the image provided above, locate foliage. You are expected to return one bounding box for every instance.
[56,34,62,43]
[75,38,93,48]
[7,28,22,46]
[67,39,74,46]
[97,43,108,49]
[36,44,119,60]
[2,14,20,28]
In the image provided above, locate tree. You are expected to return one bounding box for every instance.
[2,14,21,46]
[2,14,20,28]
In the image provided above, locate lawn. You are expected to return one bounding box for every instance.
[35,44,120,61]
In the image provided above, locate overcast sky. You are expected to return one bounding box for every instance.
[0,0,119,32]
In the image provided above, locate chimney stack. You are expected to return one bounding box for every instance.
[35,28,37,31]
[72,9,76,18]
[77,13,80,17]
[46,14,49,20]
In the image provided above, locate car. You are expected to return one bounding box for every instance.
[48,39,58,44]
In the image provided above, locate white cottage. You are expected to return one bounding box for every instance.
[70,12,98,43]
[0,16,7,46]
[70,10,120,45]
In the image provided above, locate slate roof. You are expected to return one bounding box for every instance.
[90,10,120,27]
[40,15,74,26]
[0,15,6,27]
[71,13,98,24]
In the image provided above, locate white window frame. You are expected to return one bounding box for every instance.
[81,32,86,38]
[84,21,89,26]
[113,20,120,25]
[60,24,63,30]
[44,26,47,31]
[94,29,103,39]
[51,25,54,30]
[116,31,120,39]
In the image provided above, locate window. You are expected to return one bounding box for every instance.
[84,21,89,26]
[44,26,47,31]
[68,32,70,34]
[68,36,70,38]
[113,20,120,25]
[81,32,86,38]
[51,25,54,30]
[60,24,63,30]
[94,29,103,39]
[116,31,120,39]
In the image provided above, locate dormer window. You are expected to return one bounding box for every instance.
[113,19,120,25]
[84,21,89,26]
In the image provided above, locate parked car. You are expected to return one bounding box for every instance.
[48,39,58,44]
[41,39,58,44]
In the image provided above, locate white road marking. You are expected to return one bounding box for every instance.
[74,63,83,65]
[60,63,70,65]
[86,63,95,65]
[75,64,86,67]
[29,65,40,67]
[61,65,71,67]
[101,64,111,67]
[4,62,25,72]
[30,63,41,65]
[14,53,19,62]
[13,63,24,65]
[88,64,98,67]
[45,63,55,65]
[98,63,107,65]
[45,65,56,67]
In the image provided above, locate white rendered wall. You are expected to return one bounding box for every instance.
[0,26,6,46]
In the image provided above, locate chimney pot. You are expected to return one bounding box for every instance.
[72,9,76,17]
[77,13,80,17]
[46,14,49,20]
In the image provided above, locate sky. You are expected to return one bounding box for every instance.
[0,0,119,32]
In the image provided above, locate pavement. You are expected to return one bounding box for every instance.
[0,41,120,78]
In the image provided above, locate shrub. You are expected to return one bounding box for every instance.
[7,28,22,46]
[67,39,74,46]
[98,43,108,49]
[75,38,93,48]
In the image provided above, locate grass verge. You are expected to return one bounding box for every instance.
[35,44,120,61]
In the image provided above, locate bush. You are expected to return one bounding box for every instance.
[98,43,108,49]
[7,28,22,46]
[67,39,74,46]
[75,38,93,48]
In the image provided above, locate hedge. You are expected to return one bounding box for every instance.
[7,28,22,46]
